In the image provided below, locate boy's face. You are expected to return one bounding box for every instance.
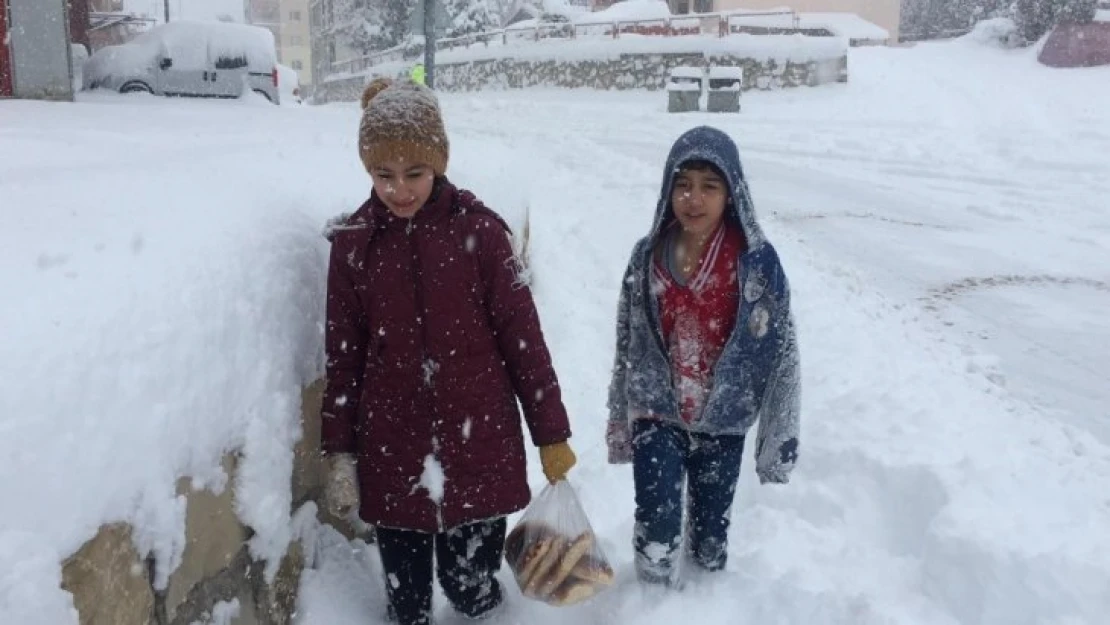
[671,165,728,238]
[370,160,435,219]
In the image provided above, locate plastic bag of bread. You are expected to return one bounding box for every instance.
[504,481,614,606]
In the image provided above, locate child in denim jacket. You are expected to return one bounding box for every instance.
[606,126,801,586]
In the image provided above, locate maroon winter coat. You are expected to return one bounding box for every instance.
[321,179,571,533]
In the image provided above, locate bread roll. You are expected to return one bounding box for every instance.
[538,531,594,597]
[524,535,567,597]
[569,555,615,586]
[550,578,599,606]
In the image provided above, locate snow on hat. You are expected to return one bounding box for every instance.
[358,78,449,177]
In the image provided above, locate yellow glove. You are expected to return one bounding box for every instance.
[539,441,577,484]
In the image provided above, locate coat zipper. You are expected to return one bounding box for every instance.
[406,220,443,531]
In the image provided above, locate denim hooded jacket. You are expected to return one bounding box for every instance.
[607,126,801,484]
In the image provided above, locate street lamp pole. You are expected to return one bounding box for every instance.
[163,0,170,22]
[423,0,436,88]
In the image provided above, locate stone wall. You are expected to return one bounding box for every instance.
[315,51,848,103]
[59,380,336,625]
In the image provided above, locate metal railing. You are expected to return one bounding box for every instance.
[329,9,800,76]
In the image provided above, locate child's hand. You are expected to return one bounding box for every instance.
[757,467,790,485]
[539,441,577,483]
[756,437,798,485]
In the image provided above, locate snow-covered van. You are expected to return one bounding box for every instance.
[83,21,280,104]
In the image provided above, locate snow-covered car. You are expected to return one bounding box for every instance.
[83,21,280,104]
[276,63,302,104]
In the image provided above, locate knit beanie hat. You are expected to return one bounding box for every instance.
[358,78,450,176]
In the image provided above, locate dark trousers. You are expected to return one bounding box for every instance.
[376,518,506,625]
[632,419,744,585]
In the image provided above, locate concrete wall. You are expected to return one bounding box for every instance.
[9,0,74,100]
[714,0,901,42]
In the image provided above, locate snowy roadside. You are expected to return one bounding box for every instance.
[301,40,1110,625]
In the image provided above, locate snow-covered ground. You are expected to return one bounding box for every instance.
[2,35,1109,625]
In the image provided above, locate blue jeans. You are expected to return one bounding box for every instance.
[632,419,745,585]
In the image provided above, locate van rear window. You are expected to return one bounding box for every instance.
[215,55,249,70]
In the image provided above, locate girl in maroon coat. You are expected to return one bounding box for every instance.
[320,78,578,625]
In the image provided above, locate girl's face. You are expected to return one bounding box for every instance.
[371,160,435,219]
[671,166,728,238]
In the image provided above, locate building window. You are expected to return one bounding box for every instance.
[289,35,303,46]
[290,10,302,21]
[292,60,304,70]
[672,0,690,14]
[693,0,712,12]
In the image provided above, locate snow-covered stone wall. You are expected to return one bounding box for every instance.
[314,35,848,102]
[58,381,340,625]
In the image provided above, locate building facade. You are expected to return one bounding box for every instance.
[280,0,312,84]
[308,0,358,92]
[245,0,282,45]
[86,0,153,51]
[700,0,900,41]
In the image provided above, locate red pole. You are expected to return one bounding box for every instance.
[0,0,12,97]
[68,0,91,48]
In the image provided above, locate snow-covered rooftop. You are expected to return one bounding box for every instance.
[727,10,890,41]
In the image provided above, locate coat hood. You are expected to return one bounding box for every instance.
[652,126,766,250]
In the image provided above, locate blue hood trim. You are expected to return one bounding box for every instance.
[652,126,765,250]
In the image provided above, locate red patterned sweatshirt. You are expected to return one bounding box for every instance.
[651,221,747,424]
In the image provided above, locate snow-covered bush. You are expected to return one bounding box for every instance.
[963,16,1023,46]
[445,0,502,37]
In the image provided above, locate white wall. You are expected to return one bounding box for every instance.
[10,0,74,100]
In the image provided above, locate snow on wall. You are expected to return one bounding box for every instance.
[709,65,745,78]
[317,36,846,101]
[730,11,890,42]
[317,34,846,101]
[336,34,846,79]
[576,0,676,24]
